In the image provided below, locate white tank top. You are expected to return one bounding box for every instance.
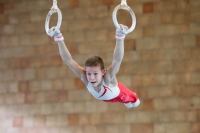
[86,81,120,100]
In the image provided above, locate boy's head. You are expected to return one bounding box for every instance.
[85,56,106,87]
[85,56,104,70]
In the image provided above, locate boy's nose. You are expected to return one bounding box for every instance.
[90,75,95,79]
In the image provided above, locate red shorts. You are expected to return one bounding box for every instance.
[103,82,139,103]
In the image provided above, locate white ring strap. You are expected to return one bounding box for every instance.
[121,0,127,5]
[45,0,62,37]
[112,0,136,33]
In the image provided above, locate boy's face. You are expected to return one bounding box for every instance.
[85,66,106,87]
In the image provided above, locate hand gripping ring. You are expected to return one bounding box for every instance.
[45,0,62,37]
[112,2,136,33]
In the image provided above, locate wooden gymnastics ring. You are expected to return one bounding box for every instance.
[45,0,62,37]
[112,0,136,33]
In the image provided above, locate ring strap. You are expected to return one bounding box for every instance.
[121,0,127,5]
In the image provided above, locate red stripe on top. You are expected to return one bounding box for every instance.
[98,85,113,98]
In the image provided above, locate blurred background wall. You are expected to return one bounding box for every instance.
[0,0,200,133]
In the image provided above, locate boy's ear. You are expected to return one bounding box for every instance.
[102,69,106,75]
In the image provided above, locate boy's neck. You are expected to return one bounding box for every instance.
[97,79,103,87]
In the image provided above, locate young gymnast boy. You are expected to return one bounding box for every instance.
[49,25,140,108]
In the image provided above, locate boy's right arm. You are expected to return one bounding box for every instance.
[53,31,88,84]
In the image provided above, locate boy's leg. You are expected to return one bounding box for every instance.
[124,99,140,108]
[124,102,133,108]
[131,99,140,107]
[118,82,140,108]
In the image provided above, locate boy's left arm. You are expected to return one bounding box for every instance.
[108,24,129,77]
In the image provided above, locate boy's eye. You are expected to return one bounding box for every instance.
[94,73,98,75]
[87,73,91,75]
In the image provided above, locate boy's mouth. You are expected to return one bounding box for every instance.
[91,81,96,84]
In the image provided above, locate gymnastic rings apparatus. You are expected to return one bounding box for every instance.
[45,0,62,37]
[112,0,136,33]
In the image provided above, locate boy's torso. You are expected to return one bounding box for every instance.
[87,80,120,100]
